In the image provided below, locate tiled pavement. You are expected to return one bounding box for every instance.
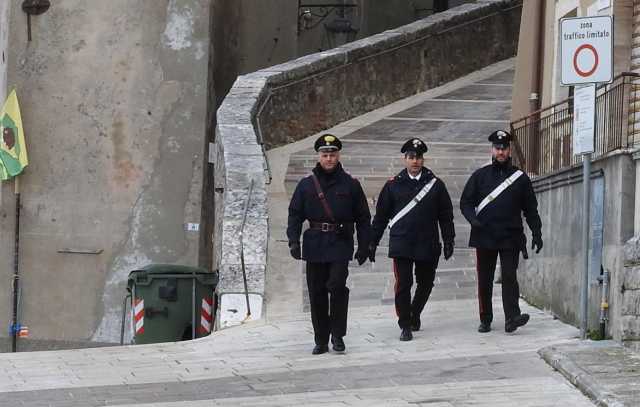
[0,59,598,406]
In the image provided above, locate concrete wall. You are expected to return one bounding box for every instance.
[1,0,210,348]
[212,0,298,107]
[612,0,633,76]
[214,0,522,329]
[520,152,636,338]
[0,1,8,103]
[510,0,544,121]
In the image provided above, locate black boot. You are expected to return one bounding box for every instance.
[400,328,413,341]
[410,317,421,332]
[505,313,530,333]
[331,336,345,352]
[312,344,329,355]
[478,322,491,333]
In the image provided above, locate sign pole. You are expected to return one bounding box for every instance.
[561,15,612,339]
[11,176,21,352]
[580,153,591,339]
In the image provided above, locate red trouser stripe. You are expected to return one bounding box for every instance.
[393,259,400,317]
[475,249,484,316]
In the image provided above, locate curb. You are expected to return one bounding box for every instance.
[538,346,626,407]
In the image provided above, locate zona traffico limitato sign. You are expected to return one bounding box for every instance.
[561,15,613,86]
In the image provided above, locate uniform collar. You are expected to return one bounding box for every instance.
[408,171,422,181]
[399,167,432,182]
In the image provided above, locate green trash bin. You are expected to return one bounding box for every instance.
[127,264,219,344]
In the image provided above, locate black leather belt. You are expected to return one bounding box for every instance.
[309,222,339,232]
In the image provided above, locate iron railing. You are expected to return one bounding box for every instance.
[510,72,640,177]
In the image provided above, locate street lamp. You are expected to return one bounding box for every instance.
[297,1,358,35]
[22,0,51,41]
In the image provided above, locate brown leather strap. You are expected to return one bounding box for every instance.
[311,175,336,222]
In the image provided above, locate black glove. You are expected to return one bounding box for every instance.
[354,250,368,266]
[289,241,301,260]
[368,243,377,263]
[470,218,484,229]
[443,241,454,260]
[531,234,543,254]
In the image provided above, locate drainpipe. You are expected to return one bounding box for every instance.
[530,0,545,113]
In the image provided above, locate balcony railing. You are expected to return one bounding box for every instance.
[510,72,640,177]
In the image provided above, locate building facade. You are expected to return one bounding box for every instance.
[511,0,640,347]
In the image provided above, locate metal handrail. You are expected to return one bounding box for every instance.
[510,72,640,177]
[511,72,640,128]
[238,179,255,321]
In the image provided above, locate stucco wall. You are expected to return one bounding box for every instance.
[214,0,523,329]
[0,1,8,104]
[520,152,636,339]
[1,0,210,347]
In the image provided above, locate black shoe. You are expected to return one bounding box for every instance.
[410,318,421,332]
[399,328,413,341]
[505,313,530,333]
[478,322,491,333]
[312,344,329,355]
[331,336,345,352]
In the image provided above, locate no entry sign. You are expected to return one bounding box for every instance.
[561,16,613,85]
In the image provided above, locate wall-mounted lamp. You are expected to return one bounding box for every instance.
[297,1,358,35]
[22,0,51,41]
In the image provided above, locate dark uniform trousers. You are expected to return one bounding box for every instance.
[476,248,521,324]
[306,261,349,346]
[392,258,436,328]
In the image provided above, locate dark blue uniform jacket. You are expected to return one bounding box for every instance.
[460,161,542,250]
[371,168,455,262]
[287,163,371,263]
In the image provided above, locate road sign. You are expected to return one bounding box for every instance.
[573,84,596,155]
[561,16,613,85]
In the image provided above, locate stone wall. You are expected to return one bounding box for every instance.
[622,237,640,351]
[214,0,523,328]
[520,152,636,340]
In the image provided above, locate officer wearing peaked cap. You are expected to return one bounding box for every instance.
[370,138,455,341]
[460,130,543,334]
[287,133,372,355]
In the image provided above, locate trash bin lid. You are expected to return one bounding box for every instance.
[134,263,210,275]
[127,264,218,288]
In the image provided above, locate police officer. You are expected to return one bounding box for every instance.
[369,138,455,341]
[460,130,543,334]
[287,134,371,355]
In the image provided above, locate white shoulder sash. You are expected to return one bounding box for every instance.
[388,178,437,230]
[475,170,523,215]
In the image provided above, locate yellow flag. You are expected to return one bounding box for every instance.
[0,90,28,180]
